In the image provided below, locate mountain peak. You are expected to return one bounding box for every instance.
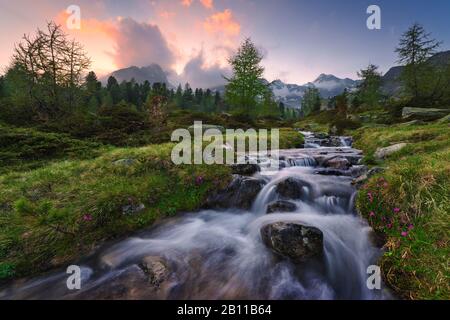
[314,74,340,83]
[104,64,169,85]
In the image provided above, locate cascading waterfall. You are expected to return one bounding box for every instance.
[0,134,390,300]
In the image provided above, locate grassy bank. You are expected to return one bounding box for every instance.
[0,124,303,281]
[354,122,449,299]
[0,139,232,280]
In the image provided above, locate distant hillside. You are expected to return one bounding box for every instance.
[381,50,450,96]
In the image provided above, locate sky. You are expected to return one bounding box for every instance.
[0,0,449,87]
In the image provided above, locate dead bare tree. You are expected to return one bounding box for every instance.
[13,21,91,120]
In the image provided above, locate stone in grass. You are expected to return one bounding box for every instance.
[374,143,407,160]
[122,203,146,215]
[113,158,136,167]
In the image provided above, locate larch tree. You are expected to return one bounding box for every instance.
[395,23,441,102]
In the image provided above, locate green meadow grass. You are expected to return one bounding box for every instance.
[354,122,449,299]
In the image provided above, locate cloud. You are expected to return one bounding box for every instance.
[200,0,214,9]
[159,11,176,19]
[109,17,175,70]
[181,0,193,7]
[203,9,240,36]
[175,50,231,88]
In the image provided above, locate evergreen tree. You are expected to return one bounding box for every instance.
[335,90,348,117]
[357,64,382,108]
[302,87,321,116]
[225,38,268,115]
[174,84,183,108]
[106,76,122,104]
[101,92,114,109]
[0,76,5,99]
[85,72,101,95]
[182,83,194,108]
[87,95,99,112]
[278,102,286,118]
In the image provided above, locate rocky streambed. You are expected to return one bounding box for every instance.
[0,132,390,300]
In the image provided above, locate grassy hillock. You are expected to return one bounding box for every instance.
[0,123,106,174]
[354,122,449,299]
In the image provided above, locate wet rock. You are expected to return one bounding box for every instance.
[323,156,351,170]
[352,174,368,188]
[113,158,136,166]
[402,107,449,121]
[367,167,385,177]
[329,125,338,136]
[325,136,349,147]
[140,256,170,288]
[205,175,267,210]
[374,143,407,160]
[78,265,153,300]
[122,203,146,215]
[314,132,329,140]
[314,168,346,176]
[276,177,310,200]
[261,222,323,263]
[349,165,368,178]
[352,167,385,188]
[230,163,260,176]
[266,200,297,214]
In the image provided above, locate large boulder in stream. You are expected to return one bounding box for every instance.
[261,222,323,263]
[140,256,171,288]
[230,163,260,176]
[205,175,267,210]
[266,200,297,214]
[323,156,351,170]
[276,177,310,200]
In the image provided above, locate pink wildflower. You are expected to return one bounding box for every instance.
[393,208,401,213]
[195,176,204,185]
[401,231,408,237]
[408,224,414,230]
[83,214,93,222]
[369,211,375,217]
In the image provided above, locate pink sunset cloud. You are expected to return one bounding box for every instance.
[200,0,214,9]
[203,9,240,36]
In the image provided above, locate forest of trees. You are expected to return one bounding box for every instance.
[0,25,301,142]
[1,22,449,139]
